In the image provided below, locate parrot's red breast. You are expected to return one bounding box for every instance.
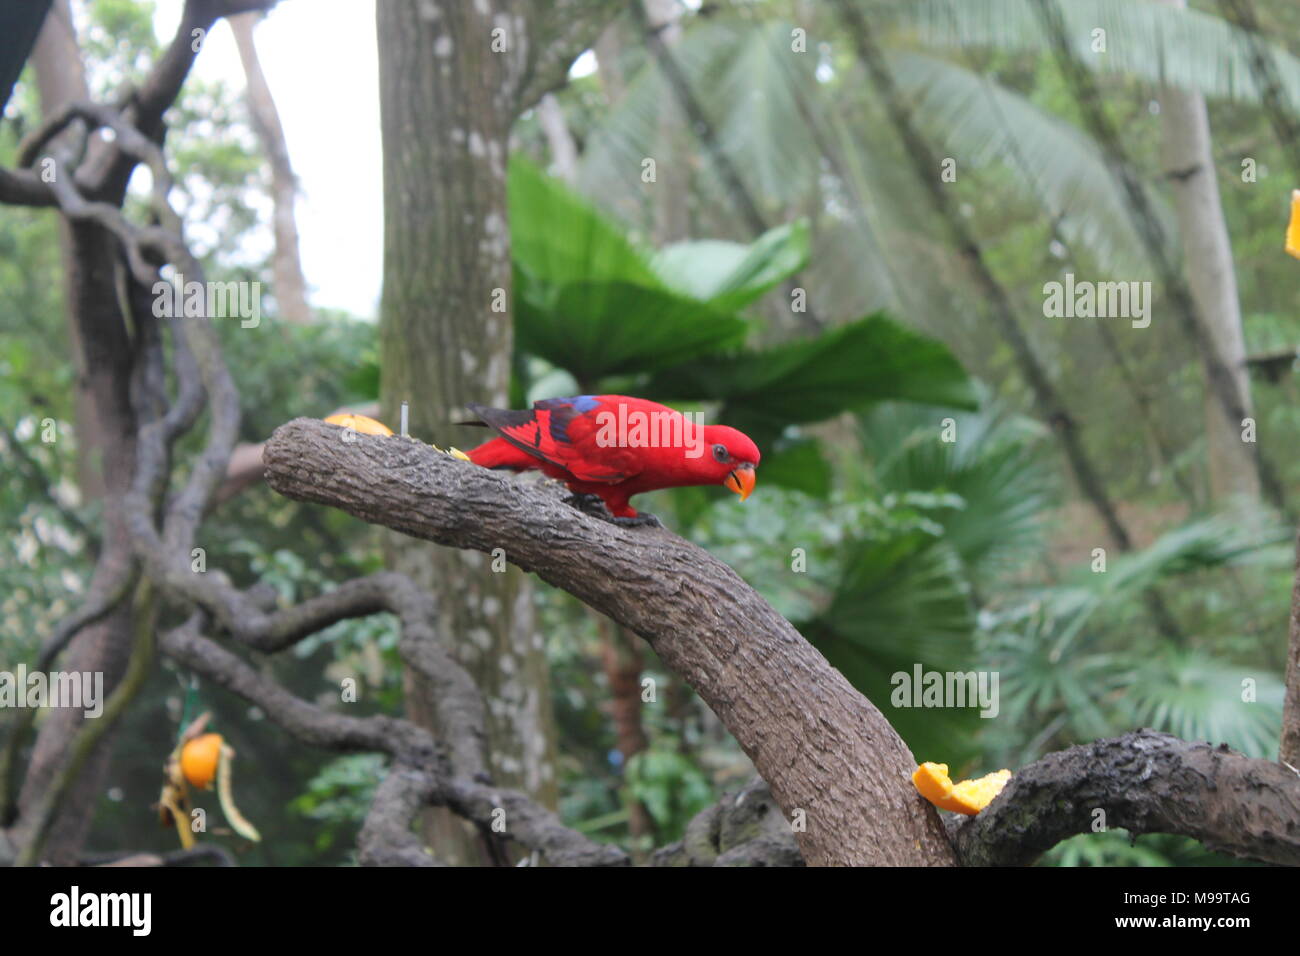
[465,395,760,519]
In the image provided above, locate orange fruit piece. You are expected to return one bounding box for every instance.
[323,413,393,436]
[912,762,1011,815]
[181,733,224,790]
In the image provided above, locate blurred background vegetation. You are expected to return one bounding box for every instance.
[3,0,1299,866]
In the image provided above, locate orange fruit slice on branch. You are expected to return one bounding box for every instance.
[912,762,1011,815]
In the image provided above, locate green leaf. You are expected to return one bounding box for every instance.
[515,276,748,385]
[896,0,1300,108]
[861,397,1057,583]
[651,220,810,313]
[646,312,978,429]
[756,437,832,498]
[508,156,659,288]
[343,356,380,401]
[1116,648,1284,760]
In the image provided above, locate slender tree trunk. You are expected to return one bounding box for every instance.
[230,11,312,324]
[594,23,627,104]
[376,0,557,865]
[644,0,689,245]
[537,93,579,184]
[1157,0,1257,501]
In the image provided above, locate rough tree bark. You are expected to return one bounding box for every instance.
[1157,0,1258,502]
[952,731,1300,867]
[230,10,311,324]
[376,0,620,864]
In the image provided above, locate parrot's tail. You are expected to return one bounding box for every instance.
[466,436,539,472]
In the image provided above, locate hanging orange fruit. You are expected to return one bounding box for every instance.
[180,733,224,790]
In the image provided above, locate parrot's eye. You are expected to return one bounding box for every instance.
[712,443,729,462]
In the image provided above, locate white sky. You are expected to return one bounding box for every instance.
[156,0,384,317]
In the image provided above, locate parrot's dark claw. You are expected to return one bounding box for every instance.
[564,492,615,519]
[610,512,662,528]
[563,494,661,528]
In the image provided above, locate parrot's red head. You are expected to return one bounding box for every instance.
[699,424,760,501]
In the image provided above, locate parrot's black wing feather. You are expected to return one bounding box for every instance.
[464,402,561,469]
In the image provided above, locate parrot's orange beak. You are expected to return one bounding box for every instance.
[724,464,756,501]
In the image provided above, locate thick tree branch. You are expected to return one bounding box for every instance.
[262,417,958,867]
[357,768,444,867]
[952,730,1300,867]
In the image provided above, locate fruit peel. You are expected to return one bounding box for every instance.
[913,761,1011,815]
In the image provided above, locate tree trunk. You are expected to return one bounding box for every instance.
[594,23,627,105]
[1157,0,1258,502]
[599,618,654,843]
[230,10,312,324]
[8,0,141,866]
[376,0,557,864]
[644,0,690,245]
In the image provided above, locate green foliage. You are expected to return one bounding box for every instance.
[289,754,387,859]
[647,313,979,440]
[650,220,810,313]
[981,509,1291,767]
[516,279,747,384]
[860,397,1056,583]
[625,737,715,842]
[895,0,1300,106]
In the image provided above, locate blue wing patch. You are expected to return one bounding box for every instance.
[534,395,601,446]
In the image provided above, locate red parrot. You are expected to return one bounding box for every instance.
[465,394,760,526]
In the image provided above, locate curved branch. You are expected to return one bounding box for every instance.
[952,730,1300,867]
[358,768,444,867]
[161,623,436,764]
[159,622,626,867]
[262,417,958,867]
